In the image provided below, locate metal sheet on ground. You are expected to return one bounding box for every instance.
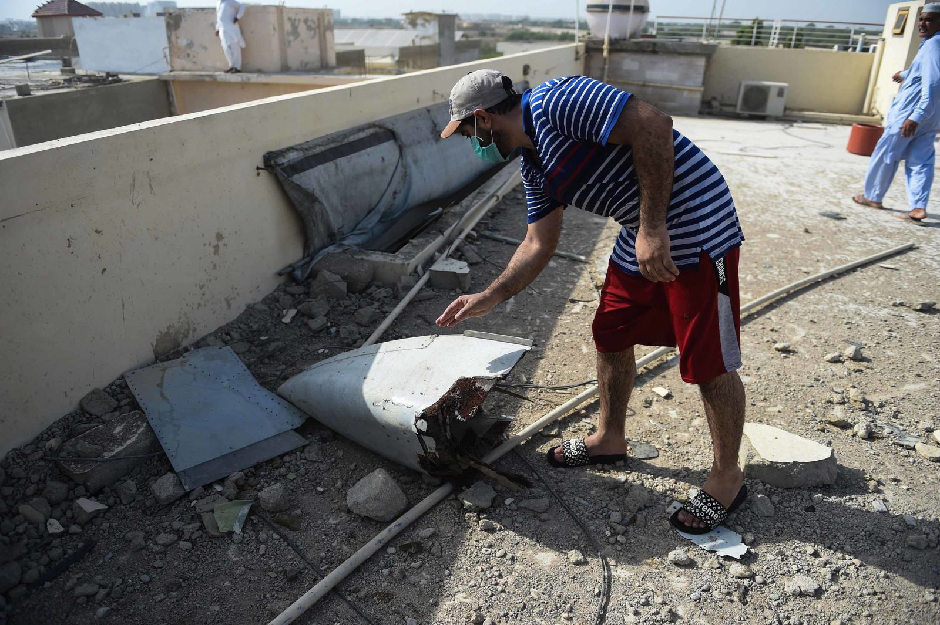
[125,347,307,489]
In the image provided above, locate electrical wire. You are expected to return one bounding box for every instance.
[45,451,164,463]
[255,512,377,625]
[512,449,611,625]
[498,379,597,391]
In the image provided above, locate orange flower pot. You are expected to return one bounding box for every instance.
[846,123,885,156]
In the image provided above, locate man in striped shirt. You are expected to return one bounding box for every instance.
[437,70,747,533]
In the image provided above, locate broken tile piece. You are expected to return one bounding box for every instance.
[651,387,672,399]
[739,423,838,488]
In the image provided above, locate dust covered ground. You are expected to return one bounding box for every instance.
[1,118,938,625]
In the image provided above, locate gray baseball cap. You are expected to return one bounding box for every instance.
[440,69,513,138]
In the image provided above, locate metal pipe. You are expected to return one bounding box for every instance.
[713,0,728,39]
[363,170,522,348]
[602,2,614,83]
[270,241,915,625]
[628,0,635,40]
[574,0,580,44]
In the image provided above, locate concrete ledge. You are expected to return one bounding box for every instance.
[586,39,718,56]
[160,71,369,87]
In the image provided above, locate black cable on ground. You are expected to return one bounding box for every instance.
[255,511,377,625]
[511,449,611,625]
[44,451,164,463]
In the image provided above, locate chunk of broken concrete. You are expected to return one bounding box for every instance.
[57,412,159,494]
[73,498,108,525]
[912,301,936,312]
[354,306,379,327]
[346,469,408,522]
[297,298,330,319]
[914,443,940,462]
[458,481,496,511]
[151,472,185,505]
[18,499,50,525]
[843,344,864,362]
[312,252,374,293]
[308,270,348,300]
[739,423,838,488]
[429,258,471,291]
[80,389,118,418]
[42,481,69,505]
[651,387,672,399]
[46,518,64,535]
[258,483,289,512]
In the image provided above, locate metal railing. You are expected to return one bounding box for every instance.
[647,16,884,51]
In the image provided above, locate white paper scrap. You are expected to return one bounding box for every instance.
[668,500,749,559]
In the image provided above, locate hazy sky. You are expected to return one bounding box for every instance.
[4,0,898,24]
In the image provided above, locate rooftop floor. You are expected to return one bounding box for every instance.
[2,117,938,624]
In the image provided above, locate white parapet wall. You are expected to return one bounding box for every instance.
[73,17,171,74]
[0,44,583,460]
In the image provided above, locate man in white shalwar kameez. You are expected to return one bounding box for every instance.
[854,3,940,223]
[215,0,246,73]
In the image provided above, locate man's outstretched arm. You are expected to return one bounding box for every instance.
[436,205,563,327]
[606,97,678,282]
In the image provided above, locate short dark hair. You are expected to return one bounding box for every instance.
[460,75,521,126]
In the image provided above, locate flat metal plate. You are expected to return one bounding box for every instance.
[177,430,306,491]
[125,347,307,486]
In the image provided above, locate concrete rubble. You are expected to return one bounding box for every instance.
[429,258,472,291]
[739,423,838,488]
[346,469,407,522]
[56,413,159,494]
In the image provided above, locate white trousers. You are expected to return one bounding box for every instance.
[219,26,244,70]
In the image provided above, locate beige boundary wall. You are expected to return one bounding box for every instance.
[870,1,925,118]
[703,46,876,115]
[0,44,582,460]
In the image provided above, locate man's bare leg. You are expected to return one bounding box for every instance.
[675,371,746,529]
[554,348,634,461]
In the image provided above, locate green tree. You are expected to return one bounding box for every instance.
[732,18,765,46]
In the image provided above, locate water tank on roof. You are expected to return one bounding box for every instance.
[586,1,650,40]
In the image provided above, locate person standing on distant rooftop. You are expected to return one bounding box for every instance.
[215,0,246,74]
[853,3,940,223]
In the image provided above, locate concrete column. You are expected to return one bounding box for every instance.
[438,14,456,67]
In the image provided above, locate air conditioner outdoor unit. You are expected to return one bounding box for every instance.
[736,81,788,117]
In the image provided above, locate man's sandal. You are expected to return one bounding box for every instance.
[852,195,884,209]
[546,438,627,468]
[669,484,748,535]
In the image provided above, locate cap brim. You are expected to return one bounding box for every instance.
[440,120,461,139]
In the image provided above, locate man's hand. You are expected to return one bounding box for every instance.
[436,292,499,327]
[635,225,679,282]
[901,118,919,138]
[215,30,219,37]
[893,71,904,83]
[233,17,239,23]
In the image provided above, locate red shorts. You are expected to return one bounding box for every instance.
[592,249,742,384]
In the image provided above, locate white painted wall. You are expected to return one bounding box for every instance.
[73,17,170,74]
[0,44,584,461]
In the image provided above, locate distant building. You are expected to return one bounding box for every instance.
[32,0,103,37]
[86,3,142,18]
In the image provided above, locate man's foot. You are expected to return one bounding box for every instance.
[906,208,927,221]
[551,432,627,464]
[852,194,883,209]
[674,468,745,530]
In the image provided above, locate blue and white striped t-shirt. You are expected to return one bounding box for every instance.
[520,76,744,276]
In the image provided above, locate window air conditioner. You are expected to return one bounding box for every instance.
[736,81,788,117]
